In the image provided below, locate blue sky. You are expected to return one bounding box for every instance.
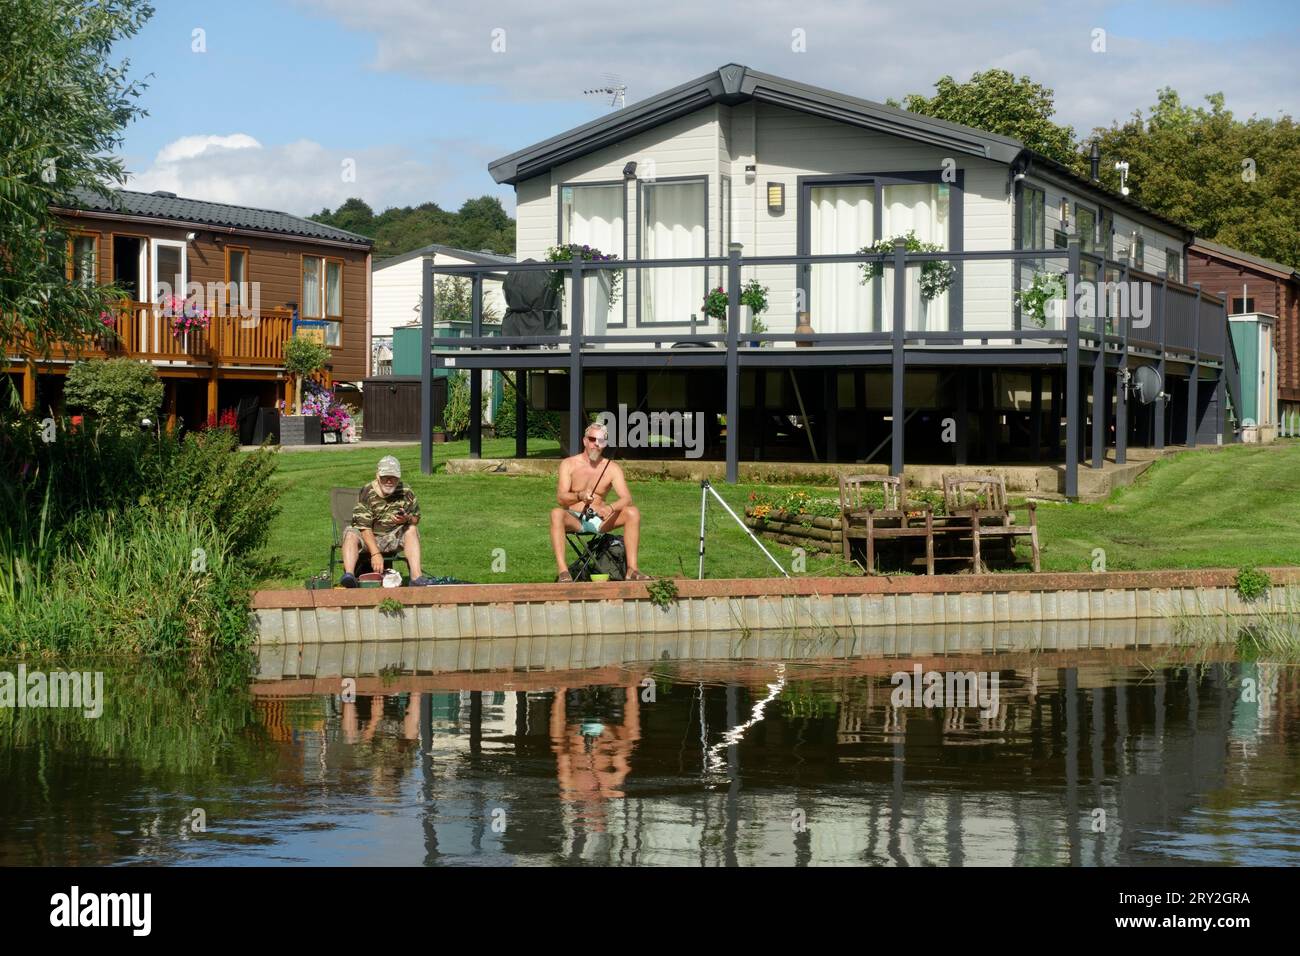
[114,0,1299,217]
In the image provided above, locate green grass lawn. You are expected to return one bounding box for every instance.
[259,439,1300,588]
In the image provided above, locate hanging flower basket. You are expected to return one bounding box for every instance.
[161,295,211,335]
[859,231,955,301]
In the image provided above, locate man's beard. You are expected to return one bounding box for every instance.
[587,446,602,464]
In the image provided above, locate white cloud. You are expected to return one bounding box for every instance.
[295,0,1297,133]
[126,134,494,216]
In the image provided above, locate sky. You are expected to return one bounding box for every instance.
[113,0,1300,218]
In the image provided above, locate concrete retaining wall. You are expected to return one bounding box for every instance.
[251,567,1300,647]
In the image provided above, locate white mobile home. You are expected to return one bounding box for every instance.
[424,63,1241,497]
[371,243,512,373]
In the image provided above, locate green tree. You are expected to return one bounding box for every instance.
[310,195,516,258]
[0,0,153,395]
[893,69,1077,165]
[282,335,331,414]
[434,276,501,325]
[1081,89,1300,265]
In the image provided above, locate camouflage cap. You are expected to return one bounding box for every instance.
[377,455,401,478]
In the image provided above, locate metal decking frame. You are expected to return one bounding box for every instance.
[418,239,1239,500]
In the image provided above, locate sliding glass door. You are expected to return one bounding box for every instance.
[639,178,705,325]
[808,185,874,333]
[882,182,950,332]
[560,182,624,333]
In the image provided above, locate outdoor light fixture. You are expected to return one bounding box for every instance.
[1059,197,1070,229]
[185,231,197,241]
[767,182,785,213]
[1014,171,1026,182]
[622,161,637,179]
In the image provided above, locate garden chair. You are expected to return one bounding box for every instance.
[328,486,410,583]
[940,474,1040,573]
[565,528,627,582]
[838,474,935,575]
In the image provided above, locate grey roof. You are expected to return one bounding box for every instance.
[1190,238,1299,279]
[58,186,373,246]
[489,62,1199,240]
[373,242,516,271]
[489,63,1026,185]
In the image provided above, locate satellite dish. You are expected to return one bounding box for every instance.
[1132,365,1164,405]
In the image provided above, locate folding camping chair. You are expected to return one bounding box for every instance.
[328,486,411,582]
[565,529,627,582]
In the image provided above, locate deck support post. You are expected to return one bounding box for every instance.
[1065,236,1081,499]
[1115,264,1129,465]
[515,369,527,459]
[955,367,968,466]
[469,273,483,459]
[1215,369,1226,445]
[206,370,218,427]
[1030,368,1043,462]
[1187,283,1201,447]
[1090,283,1106,469]
[568,257,584,457]
[1154,272,1168,450]
[21,362,36,411]
[725,243,741,483]
[890,238,906,477]
[419,257,434,475]
[824,369,838,462]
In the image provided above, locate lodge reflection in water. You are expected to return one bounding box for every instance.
[250,659,1300,866]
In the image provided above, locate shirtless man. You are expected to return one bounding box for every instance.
[549,421,650,582]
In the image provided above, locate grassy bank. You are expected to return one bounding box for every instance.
[261,439,1300,588]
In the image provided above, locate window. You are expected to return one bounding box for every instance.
[1075,205,1097,254]
[639,178,705,325]
[1020,187,1045,249]
[1164,248,1182,282]
[559,182,624,331]
[1231,296,1255,315]
[225,247,250,310]
[302,255,344,346]
[883,182,950,332]
[809,183,875,332]
[150,238,187,303]
[1099,209,1114,261]
[1131,235,1144,271]
[68,233,97,286]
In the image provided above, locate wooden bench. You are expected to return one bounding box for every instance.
[940,474,1040,573]
[838,474,935,575]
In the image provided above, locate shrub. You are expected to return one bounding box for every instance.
[63,358,164,434]
[442,371,487,439]
[493,374,560,441]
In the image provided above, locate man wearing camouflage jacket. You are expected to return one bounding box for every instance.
[340,456,439,587]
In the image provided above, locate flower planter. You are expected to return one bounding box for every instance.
[280,414,322,446]
[432,430,449,444]
[745,509,843,552]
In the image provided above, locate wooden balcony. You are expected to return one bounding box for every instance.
[7,302,297,369]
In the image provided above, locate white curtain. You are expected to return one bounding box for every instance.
[882,183,950,332]
[302,257,322,318]
[565,184,622,333]
[809,185,874,333]
[641,181,705,324]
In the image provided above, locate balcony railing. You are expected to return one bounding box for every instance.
[9,302,296,367]
[426,242,1234,366]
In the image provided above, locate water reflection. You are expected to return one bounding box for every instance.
[2,650,1298,866]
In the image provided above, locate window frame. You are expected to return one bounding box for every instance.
[224,245,252,313]
[797,169,965,332]
[66,230,99,286]
[300,253,345,348]
[1020,186,1045,250]
[555,178,628,329]
[635,174,709,328]
[149,237,188,305]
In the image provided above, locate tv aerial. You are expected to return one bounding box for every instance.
[583,73,626,110]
